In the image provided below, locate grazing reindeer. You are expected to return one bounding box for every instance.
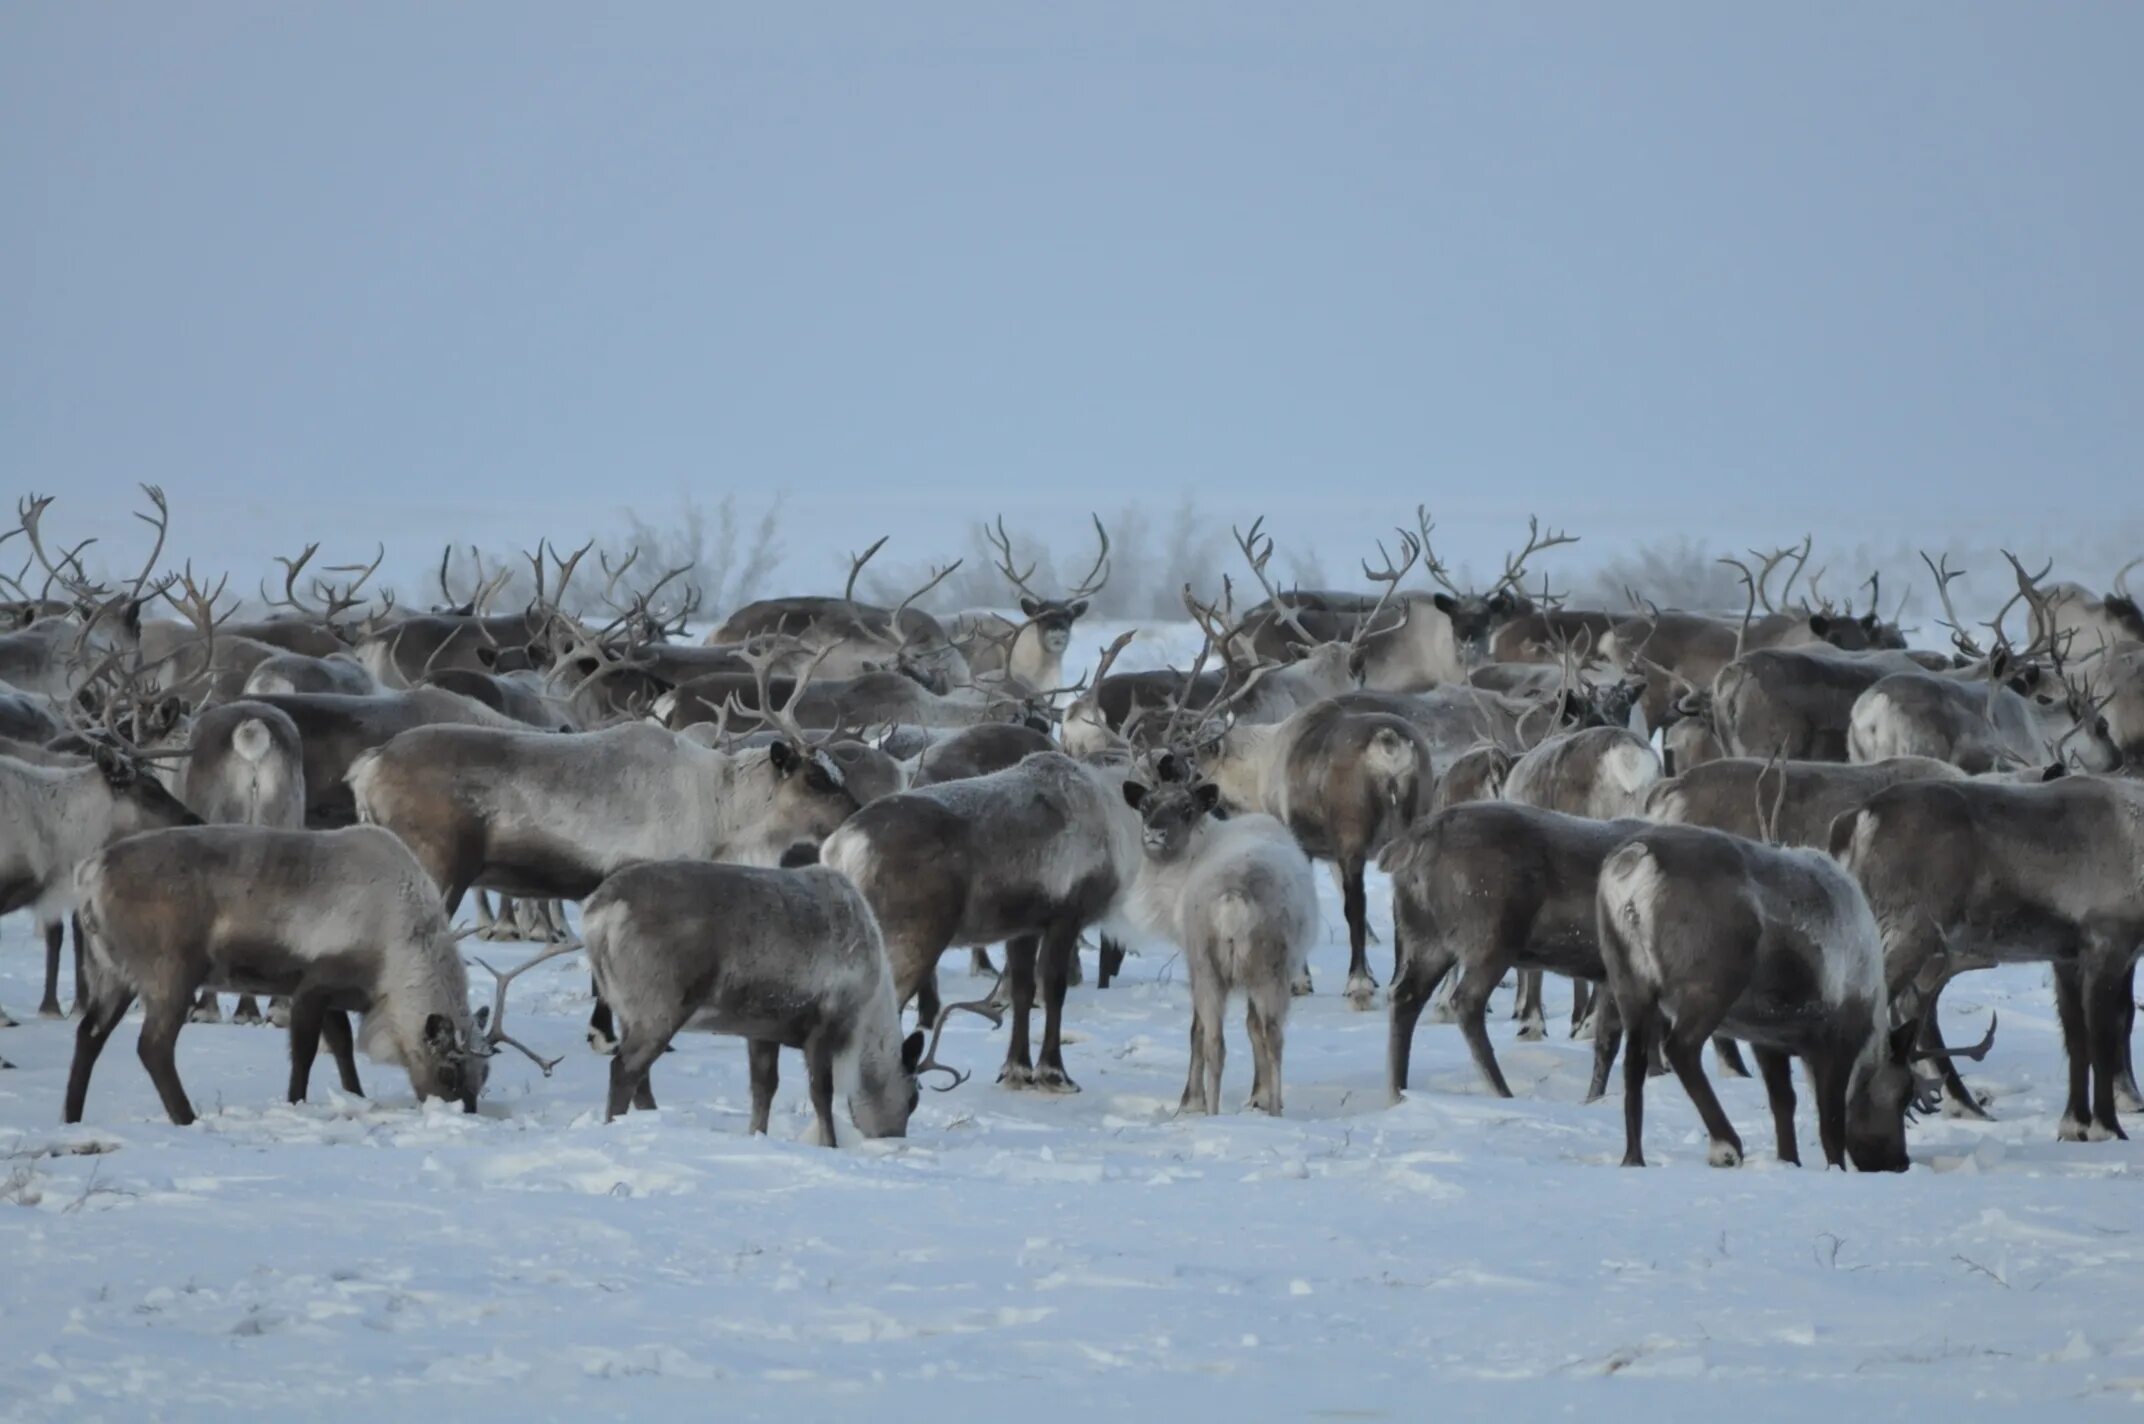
[66,825,491,1125]
[951,515,1111,696]
[1198,697,1433,1007]
[583,860,928,1142]
[1122,771,1319,1114]
[820,751,1141,1092]
[1597,824,1928,1171]
[179,700,308,1026]
[1384,804,1647,1101]
[1832,774,2144,1142]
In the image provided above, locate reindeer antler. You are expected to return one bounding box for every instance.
[915,985,1006,1089]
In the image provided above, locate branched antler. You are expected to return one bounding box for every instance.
[469,938,581,1075]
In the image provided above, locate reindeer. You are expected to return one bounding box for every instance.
[245,685,529,826]
[1229,511,1572,691]
[178,700,308,1026]
[0,637,203,1034]
[1384,804,1648,1101]
[0,488,174,701]
[711,539,970,691]
[1428,744,1513,811]
[0,684,61,743]
[66,825,492,1125]
[354,542,586,689]
[950,516,1111,697]
[243,650,380,698]
[1121,770,1317,1114]
[1711,644,1949,761]
[820,751,1141,1092]
[1597,824,1932,1171]
[1848,553,2123,774]
[1197,697,1432,1007]
[1832,774,2144,1142]
[657,666,1039,734]
[1645,754,1967,848]
[583,860,927,1141]
[910,721,1060,987]
[2027,559,2144,678]
[1499,725,1664,1043]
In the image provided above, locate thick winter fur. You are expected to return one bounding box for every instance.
[1645,754,1964,847]
[0,747,199,1027]
[1201,697,1432,1007]
[1847,669,2123,773]
[951,599,1089,694]
[1712,646,1947,762]
[1231,589,1521,691]
[657,669,1033,733]
[0,687,62,744]
[1383,804,1646,1100]
[1062,668,1227,756]
[1329,688,1568,774]
[1605,609,1910,730]
[238,686,523,826]
[1597,826,1917,1171]
[66,824,488,1124]
[1427,745,1513,811]
[1832,775,2144,1141]
[2030,581,2144,676]
[182,702,307,830]
[821,752,1140,1092]
[712,597,971,692]
[1504,726,1661,821]
[350,721,860,912]
[244,650,380,698]
[1123,785,1316,1115]
[354,608,553,690]
[1488,608,1621,664]
[583,860,923,1143]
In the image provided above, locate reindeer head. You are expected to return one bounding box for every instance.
[988,514,1110,658]
[848,1028,928,1139]
[1419,511,1571,668]
[1122,776,1223,864]
[418,1010,491,1107]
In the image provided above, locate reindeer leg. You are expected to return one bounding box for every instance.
[189,988,222,1024]
[1568,980,1592,1040]
[1032,920,1080,1093]
[747,1039,780,1135]
[1195,975,1225,1114]
[322,1011,364,1095]
[1662,1025,1743,1167]
[1513,970,1546,1041]
[1455,961,1515,1099]
[1586,991,1623,1103]
[38,921,64,1019]
[1810,1051,1848,1169]
[233,994,264,1026]
[1712,1036,1751,1078]
[1619,999,1652,1167]
[71,916,87,1018]
[267,996,290,1028]
[63,986,136,1122]
[1385,939,1452,1102]
[2085,950,2129,1141]
[136,994,198,1127]
[1425,966,1459,1023]
[1098,935,1126,989]
[1752,1046,1800,1166]
[586,975,618,1055]
[1179,1003,1206,1113]
[606,1023,671,1122]
[1248,985,1287,1116]
[285,992,327,1104]
[2117,961,2143,1115]
[969,949,996,978]
[1341,855,1376,1009]
[806,1036,839,1147]
[2055,962,2094,1141]
[997,935,1039,1089]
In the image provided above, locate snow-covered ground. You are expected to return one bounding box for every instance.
[2,625,2141,1419]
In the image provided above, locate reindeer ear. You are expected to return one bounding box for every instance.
[476,645,499,668]
[902,1030,926,1074]
[1193,782,1222,813]
[2040,761,2069,782]
[1861,613,1880,632]
[1065,599,1088,620]
[1807,614,1832,636]
[1122,781,1149,810]
[769,740,801,776]
[1019,596,1045,619]
[1432,593,1458,615]
[1347,646,1368,681]
[1486,592,1512,616]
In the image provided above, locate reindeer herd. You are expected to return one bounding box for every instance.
[3,486,2141,1174]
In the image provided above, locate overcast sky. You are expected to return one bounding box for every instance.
[5,4,2139,591]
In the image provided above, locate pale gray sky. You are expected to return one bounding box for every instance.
[5,4,2139,591]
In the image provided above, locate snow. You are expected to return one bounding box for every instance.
[2,625,2142,1418]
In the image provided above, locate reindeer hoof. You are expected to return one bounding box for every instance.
[997,1063,1036,1089]
[267,1003,291,1028]
[2118,1087,2144,1116]
[233,1007,264,1027]
[1515,1020,1548,1043]
[1289,974,1314,998]
[37,1003,63,1021]
[189,1004,222,1025]
[2089,1121,2127,1143]
[1706,1141,1743,1168]
[587,1026,619,1056]
[1619,1150,1646,1168]
[1344,976,1379,1011]
[1942,1089,1995,1120]
[0,1011,18,1030]
[2059,1115,2092,1142]
[1030,1065,1080,1094]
